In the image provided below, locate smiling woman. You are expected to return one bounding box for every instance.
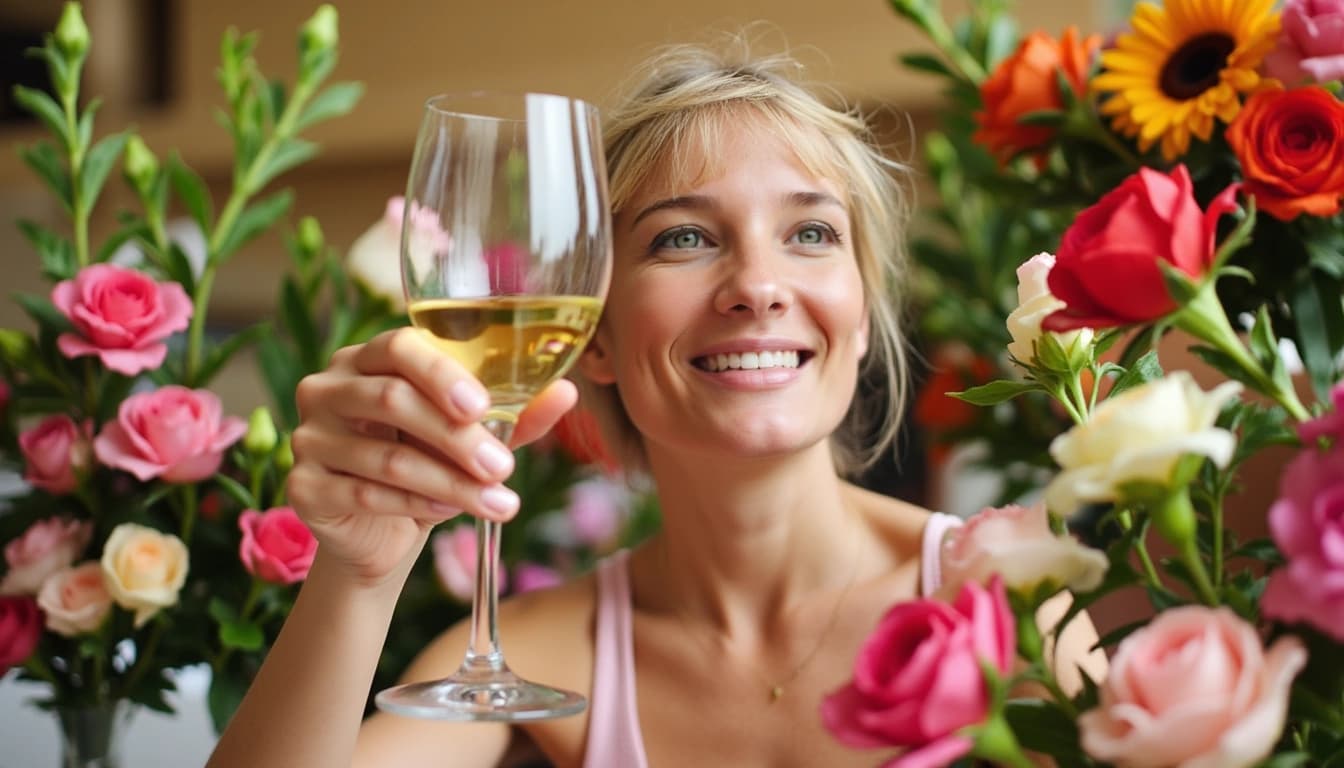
[207,34,1104,768]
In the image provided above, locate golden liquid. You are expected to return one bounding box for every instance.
[409,296,603,413]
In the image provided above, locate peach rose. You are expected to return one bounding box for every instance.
[941,503,1107,596]
[0,517,92,596]
[100,523,188,627]
[1079,606,1306,767]
[37,562,112,636]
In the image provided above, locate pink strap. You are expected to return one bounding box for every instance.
[920,512,962,597]
[583,550,649,768]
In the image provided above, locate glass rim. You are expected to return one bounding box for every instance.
[421,90,599,121]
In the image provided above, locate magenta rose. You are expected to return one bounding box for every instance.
[1042,166,1239,332]
[1264,0,1344,85]
[1262,436,1344,640]
[0,596,42,673]
[19,415,92,494]
[1079,606,1305,767]
[0,517,92,596]
[513,562,564,594]
[238,507,317,585]
[52,264,192,375]
[821,576,1015,767]
[0,379,9,414]
[94,386,246,482]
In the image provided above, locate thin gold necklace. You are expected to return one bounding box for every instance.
[657,519,863,703]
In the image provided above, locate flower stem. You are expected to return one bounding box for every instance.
[180,485,199,544]
[117,620,164,699]
[972,714,1036,768]
[1180,538,1219,606]
[61,79,89,268]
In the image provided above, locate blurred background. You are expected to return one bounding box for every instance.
[0,0,1133,764]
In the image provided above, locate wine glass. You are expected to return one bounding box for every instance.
[374,91,611,721]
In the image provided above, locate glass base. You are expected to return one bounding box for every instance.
[375,665,586,722]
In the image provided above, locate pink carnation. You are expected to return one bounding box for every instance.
[94,386,246,482]
[239,507,317,585]
[51,264,192,375]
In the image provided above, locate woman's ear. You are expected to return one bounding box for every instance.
[578,330,617,385]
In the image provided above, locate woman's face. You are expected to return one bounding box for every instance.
[581,117,869,466]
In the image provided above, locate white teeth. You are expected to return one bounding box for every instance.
[702,350,801,372]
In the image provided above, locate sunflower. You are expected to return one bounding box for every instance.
[1093,0,1280,161]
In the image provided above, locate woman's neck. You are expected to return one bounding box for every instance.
[632,441,866,638]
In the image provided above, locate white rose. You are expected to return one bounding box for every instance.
[100,523,188,627]
[1045,371,1242,516]
[941,503,1108,596]
[1006,252,1093,367]
[346,197,454,310]
[37,562,112,636]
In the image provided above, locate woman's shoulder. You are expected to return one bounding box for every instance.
[844,482,939,547]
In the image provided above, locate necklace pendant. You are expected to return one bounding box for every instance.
[770,685,784,702]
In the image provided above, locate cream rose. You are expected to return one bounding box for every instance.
[100,523,188,627]
[941,503,1107,596]
[1006,253,1093,368]
[37,562,112,636]
[1045,372,1242,516]
[347,196,452,310]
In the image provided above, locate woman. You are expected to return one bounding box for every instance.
[208,40,1103,768]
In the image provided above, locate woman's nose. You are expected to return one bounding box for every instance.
[712,240,794,317]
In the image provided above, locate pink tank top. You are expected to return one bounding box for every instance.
[581,512,962,767]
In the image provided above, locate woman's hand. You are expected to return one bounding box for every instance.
[287,327,578,588]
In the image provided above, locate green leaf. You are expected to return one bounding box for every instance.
[898,52,954,78]
[139,483,178,512]
[94,219,150,264]
[983,14,1020,69]
[214,189,293,263]
[76,98,100,156]
[12,85,68,142]
[17,219,75,281]
[252,138,319,191]
[18,141,73,211]
[1258,754,1312,768]
[1108,350,1163,398]
[1157,260,1199,305]
[1094,619,1147,650]
[1002,699,1086,765]
[281,276,321,370]
[79,132,129,210]
[213,473,257,510]
[209,597,239,624]
[1189,345,1257,389]
[163,242,197,297]
[195,322,271,387]
[167,154,214,233]
[257,336,302,427]
[1289,271,1343,403]
[1117,323,1162,371]
[295,81,364,132]
[207,670,249,735]
[219,618,264,651]
[1231,537,1284,564]
[12,293,73,334]
[1015,109,1066,127]
[949,379,1043,406]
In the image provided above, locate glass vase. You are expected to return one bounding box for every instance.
[55,700,135,768]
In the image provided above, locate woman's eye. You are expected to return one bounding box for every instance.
[792,223,838,245]
[654,227,706,250]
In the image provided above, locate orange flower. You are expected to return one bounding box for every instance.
[974,27,1100,165]
[553,406,619,472]
[913,354,995,433]
[1225,86,1344,221]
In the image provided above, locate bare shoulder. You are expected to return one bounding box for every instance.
[843,482,936,558]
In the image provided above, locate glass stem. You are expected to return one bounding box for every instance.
[463,417,515,673]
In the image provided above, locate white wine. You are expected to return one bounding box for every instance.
[409,296,603,411]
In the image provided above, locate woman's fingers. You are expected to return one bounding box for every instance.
[512,379,580,448]
[350,328,491,423]
[288,430,519,523]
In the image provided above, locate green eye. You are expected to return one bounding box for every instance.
[655,227,706,250]
[792,223,837,245]
[797,227,824,244]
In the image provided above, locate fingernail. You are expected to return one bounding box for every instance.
[429,502,462,518]
[475,441,514,476]
[480,485,520,517]
[450,380,490,415]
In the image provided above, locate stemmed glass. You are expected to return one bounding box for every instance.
[374,91,611,721]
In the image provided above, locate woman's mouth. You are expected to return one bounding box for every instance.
[693,350,811,372]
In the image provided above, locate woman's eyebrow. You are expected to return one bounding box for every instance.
[631,195,715,226]
[787,190,845,211]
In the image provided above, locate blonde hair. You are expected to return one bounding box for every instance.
[581,35,914,477]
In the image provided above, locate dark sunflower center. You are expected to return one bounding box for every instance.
[1159,33,1236,100]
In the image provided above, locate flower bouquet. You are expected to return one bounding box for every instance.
[0,3,374,755]
[822,0,1344,765]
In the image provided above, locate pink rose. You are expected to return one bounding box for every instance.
[51,264,192,375]
[432,526,505,602]
[0,596,42,672]
[1264,0,1344,85]
[1043,166,1239,332]
[0,379,9,414]
[821,577,1015,767]
[1079,606,1305,767]
[0,517,92,596]
[566,478,627,548]
[94,386,246,482]
[513,562,563,594]
[942,504,1108,597]
[1298,379,1344,444]
[18,415,92,494]
[239,507,317,585]
[1261,441,1344,640]
[37,562,112,636]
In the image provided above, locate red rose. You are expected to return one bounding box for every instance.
[0,596,43,672]
[974,27,1099,165]
[1225,86,1344,221]
[1043,165,1239,331]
